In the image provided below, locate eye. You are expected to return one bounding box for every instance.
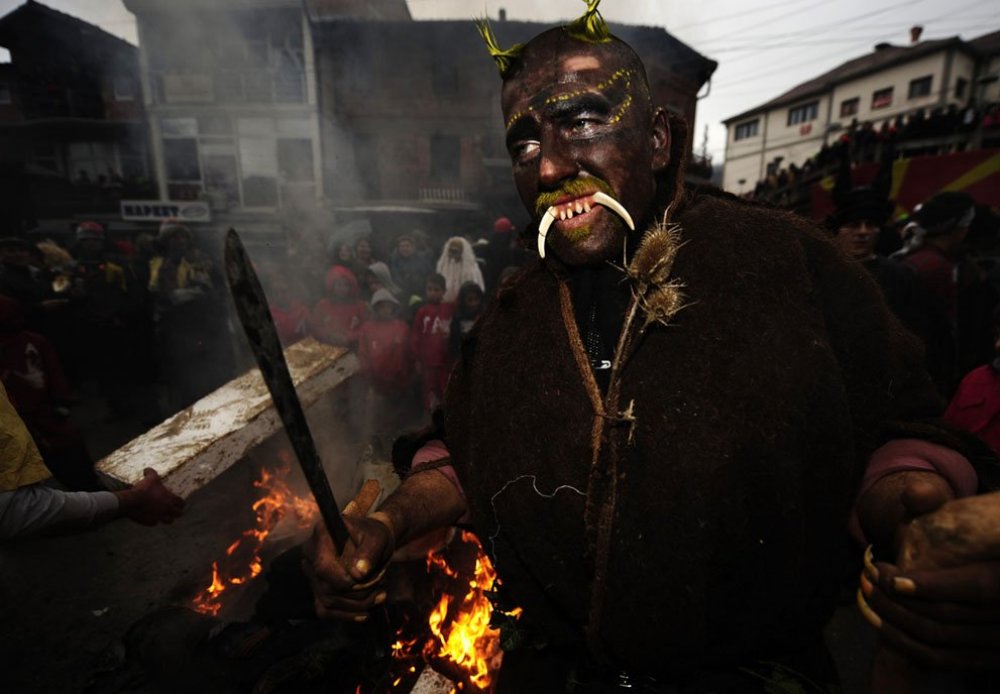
[566,114,604,136]
[511,140,540,163]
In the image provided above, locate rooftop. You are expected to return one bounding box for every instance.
[723,34,981,124]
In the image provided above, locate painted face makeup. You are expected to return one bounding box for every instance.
[502,40,660,267]
[533,178,635,258]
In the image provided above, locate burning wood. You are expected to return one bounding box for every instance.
[190,466,383,618]
[96,338,357,497]
[191,454,319,616]
[392,531,522,693]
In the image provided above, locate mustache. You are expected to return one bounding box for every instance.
[534,178,615,217]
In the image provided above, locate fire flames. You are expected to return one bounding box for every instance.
[191,455,318,616]
[393,531,521,692]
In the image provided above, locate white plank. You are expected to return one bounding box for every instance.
[97,338,358,498]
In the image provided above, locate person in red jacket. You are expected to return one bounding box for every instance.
[945,309,1000,454]
[409,273,455,415]
[309,266,366,348]
[264,270,309,346]
[358,289,412,438]
[0,294,100,490]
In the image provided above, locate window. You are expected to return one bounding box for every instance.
[872,87,893,109]
[0,46,10,64]
[955,77,967,99]
[238,135,278,207]
[117,138,148,179]
[197,115,232,136]
[734,119,759,140]
[431,135,460,181]
[353,134,379,198]
[160,117,197,137]
[0,82,10,105]
[787,101,818,126]
[113,76,135,101]
[908,76,932,100]
[69,142,116,182]
[163,138,201,181]
[203,154,239,208]
[840,97,859,118]
[277,138,314,182]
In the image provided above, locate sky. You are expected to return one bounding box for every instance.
[1,0,997,163]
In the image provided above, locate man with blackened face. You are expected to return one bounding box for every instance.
[502,31,668,267]
[307,3,1000,690]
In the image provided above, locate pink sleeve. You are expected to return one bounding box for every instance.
[412,439,470,523]
[849,438,978,545]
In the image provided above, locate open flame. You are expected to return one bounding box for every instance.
[392,531,521,692]
[191,454,318,617]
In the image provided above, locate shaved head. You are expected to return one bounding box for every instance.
[501,28,653,128]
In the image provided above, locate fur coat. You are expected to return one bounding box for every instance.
[444,188,944,678]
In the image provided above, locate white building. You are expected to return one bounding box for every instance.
[721,29,999,193]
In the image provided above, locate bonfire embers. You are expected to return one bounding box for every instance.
[390,531,521,693]
[191,454,318,617]
[188,458,518,692]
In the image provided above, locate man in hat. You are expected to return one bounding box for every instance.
[308,3,1000,688]
[828,181,953,396]
[149,222,231,413]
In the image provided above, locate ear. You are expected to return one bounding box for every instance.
[650,107,671,173]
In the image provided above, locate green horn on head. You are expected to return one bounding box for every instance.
[474,17,525,78]
[565,0,612,44]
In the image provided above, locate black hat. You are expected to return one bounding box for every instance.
[913,191,976,237]
[828,187,894,230]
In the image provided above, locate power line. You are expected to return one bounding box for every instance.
[667,0,820,32]
[696,0,929,48]
[711,20,1000,54]
[711,38,878,88]
[694,0,833,46]
[708,0,992,89]
[697,0,992,50]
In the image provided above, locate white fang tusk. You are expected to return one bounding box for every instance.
[592,191,635,231]
[537,208,557,259]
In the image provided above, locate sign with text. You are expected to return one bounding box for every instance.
[120,200,211,223]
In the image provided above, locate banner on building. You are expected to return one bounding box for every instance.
[120,200,212,223]
[812,149,1000,221]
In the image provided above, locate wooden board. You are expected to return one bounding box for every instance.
[97,338,358,498]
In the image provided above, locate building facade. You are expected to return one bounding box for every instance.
[721,30,998,193]
[310,17,715,243]
[0,0,151,235]
[125,0,336,222]
[122,1,714,246]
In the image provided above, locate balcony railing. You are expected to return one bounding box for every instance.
[155,70,305,105]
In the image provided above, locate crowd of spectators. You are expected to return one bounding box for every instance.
[0,213,529,534]
[0,220,209,537]
[259,217,528,441]
[749,100,1000,203]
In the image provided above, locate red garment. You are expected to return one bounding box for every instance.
[324,265,360,295]
[311,266,366,347]
[944,364,1000,454]
[902,246,956,322]
[309,299,366,347]
[410,301,456,368]
[358,318,411,394]
[411,301,456,412]
[0,329,72,420]
[271,302,309,346]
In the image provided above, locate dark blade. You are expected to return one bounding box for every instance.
[224,229,350,551]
